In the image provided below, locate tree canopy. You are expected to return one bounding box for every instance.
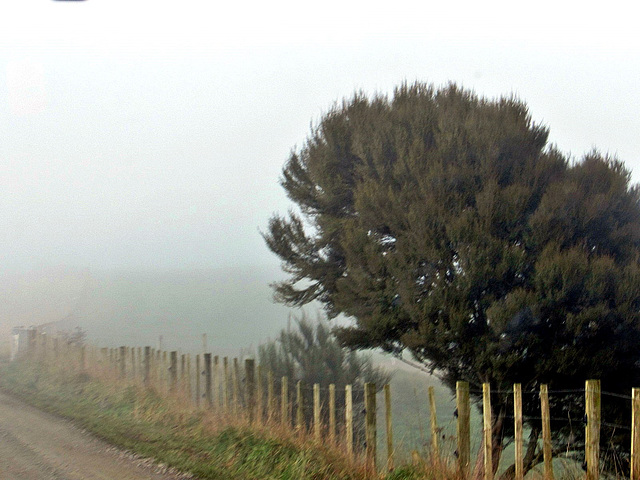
[263,82,640,474]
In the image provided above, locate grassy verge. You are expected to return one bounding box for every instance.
[0,359,424,480]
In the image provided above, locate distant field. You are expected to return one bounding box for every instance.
[1,265,299,355]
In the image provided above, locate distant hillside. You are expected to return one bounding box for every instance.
[1,265,301,355]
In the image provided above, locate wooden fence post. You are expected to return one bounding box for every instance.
[256,365,263,424]
[195,354,201,408]
[180,354,186,393]
[457,381,471,477]
[204,353,212,407]
[186,354,192,400]
[281,376,289,426]
[223,357,229,412]
[585,379,601,480]
[232,358,240,414]
[313,383,321,441]
[429,385,439,459]
[365,382,377,473]
[345,384,354,458]
[384,384,394,472]
[169,351,178,393]
[329,384,336,445]
[296,380,304,432]
[267,370,274,422]
[632,388,640,480]
[40,333,47,365]
[540,384,554,480]
[514,383,523,480]
[144,346,151,386]
[119,346,126,379]
[483,382,493,480]
[150,348,157,385]
[213,356,219,409]
[245,359,255,424]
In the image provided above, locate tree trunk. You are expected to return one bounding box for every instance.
[473,408,506,480]
[499,428,540,480]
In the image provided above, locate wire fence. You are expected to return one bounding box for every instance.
[12,328,640,480]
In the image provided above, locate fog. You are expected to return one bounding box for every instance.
[1,0,639,350]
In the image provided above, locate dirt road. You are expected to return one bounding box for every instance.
[0,391,194,480]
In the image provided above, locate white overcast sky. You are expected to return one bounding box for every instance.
[1,0,639,272]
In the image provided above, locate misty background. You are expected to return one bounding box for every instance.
[1,0,639,354]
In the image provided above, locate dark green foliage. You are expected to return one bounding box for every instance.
[258,314,389,388]
[258,314,389,430]
[264,82,640,474]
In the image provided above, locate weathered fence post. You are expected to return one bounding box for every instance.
[155,349,161,385]
[429,385,439,459]
[169,351,178,393]
[144,346,151,386]
[256,364,263,424]
[329,383,336,445]
[245,359,255,424]
[213,355,219,408]
[514,383,523,480]
[540,384,554,480]
[384,383,394,472]
[457,381,471,477]
[483,382,493,480]
[204,353,212,407]
[222,357,229,412]
[585,379,601,480]
[150,347,158,388]
[119,346,126,379]
[28,329,37,358]
[267,370,274,422]
[313,383,321,441]
[281,376,289,426]
[186,354,192,400]
[232,358,240,414]
[195,354,201,408]
[296,380,304,432]
[345,384,354,458]
[632,388,640,480]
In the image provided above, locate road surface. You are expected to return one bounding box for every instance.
[0,391,195,480]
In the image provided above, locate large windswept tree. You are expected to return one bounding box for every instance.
[264,83,640,476]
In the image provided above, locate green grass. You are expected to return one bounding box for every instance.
[0,360,428,480]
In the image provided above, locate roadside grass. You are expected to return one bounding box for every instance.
[0,358,433,480]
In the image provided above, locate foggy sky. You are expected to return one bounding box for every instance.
[2,0,639,273]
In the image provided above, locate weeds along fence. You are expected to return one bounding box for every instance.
[14,329,640,479]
